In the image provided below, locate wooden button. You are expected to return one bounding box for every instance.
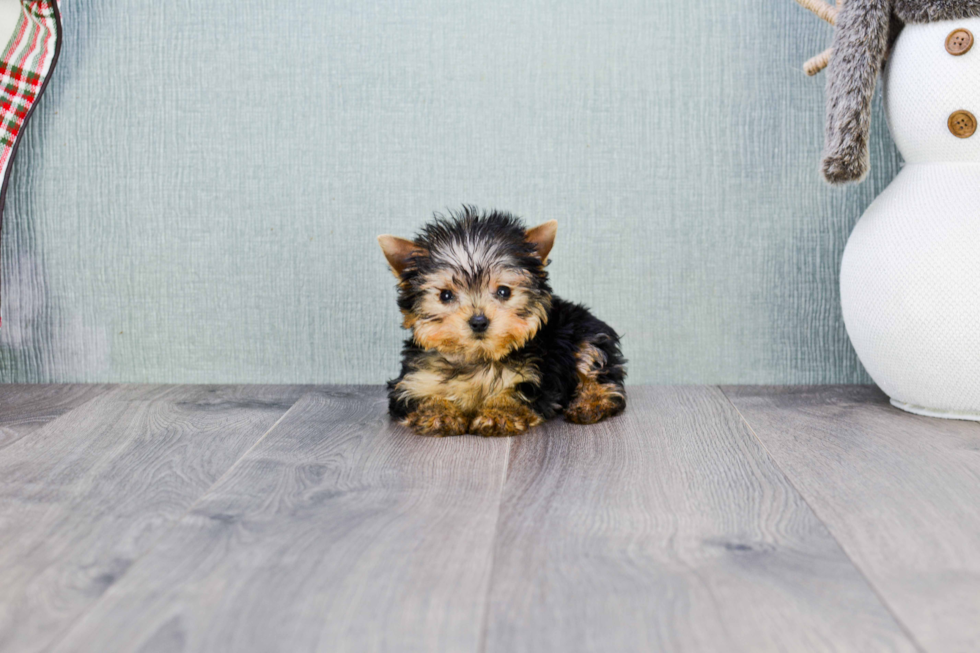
[946,28,974,55]
[948,110,977,138]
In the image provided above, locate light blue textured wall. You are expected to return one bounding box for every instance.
[0,0,901,384]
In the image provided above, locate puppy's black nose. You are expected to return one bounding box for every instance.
[469,314,490,333]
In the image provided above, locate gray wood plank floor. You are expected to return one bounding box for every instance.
[483,387,914,653]
[0,384,112,451]
[0,384,976,652]
[52,387,511,653]
[0,385,307,653]
[723,386,980,653]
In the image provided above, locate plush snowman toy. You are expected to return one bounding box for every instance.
[798,0,980,419]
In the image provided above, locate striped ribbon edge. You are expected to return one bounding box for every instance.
[0,1,59,173]
[0,0,61,327]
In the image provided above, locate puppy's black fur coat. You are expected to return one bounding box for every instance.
[389,297,625,422]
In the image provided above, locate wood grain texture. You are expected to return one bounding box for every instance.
[724,385,980,653]
[50,387,511,653]
[0,384,110,450]
[0,384,305,653]
[483,386,917,653]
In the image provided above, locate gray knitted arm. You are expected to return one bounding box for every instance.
[822,0,893,185]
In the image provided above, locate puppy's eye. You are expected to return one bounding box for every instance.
[496,286,511,300]
[439,289,455,303]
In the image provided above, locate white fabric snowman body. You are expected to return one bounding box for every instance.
[840,18,980,418]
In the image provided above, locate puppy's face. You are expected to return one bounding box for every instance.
[379,210,556,362]
[409,263,545,362]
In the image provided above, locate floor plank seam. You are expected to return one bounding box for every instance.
[716,386,929,653]
[38,389,311,653]
[0,384,118,453]
[476,435,513,653]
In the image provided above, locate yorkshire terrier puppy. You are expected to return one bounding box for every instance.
[378,207,626,437]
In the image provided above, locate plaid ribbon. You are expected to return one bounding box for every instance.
[0,0,61,326]
[0,1,59,175]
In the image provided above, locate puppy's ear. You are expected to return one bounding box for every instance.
[525,220,557,265]
[378,235,426,277]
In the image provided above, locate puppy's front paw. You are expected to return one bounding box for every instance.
[471,403,543,437]
[403,399,469,437]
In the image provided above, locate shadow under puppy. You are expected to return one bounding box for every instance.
[379,207,626,437]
